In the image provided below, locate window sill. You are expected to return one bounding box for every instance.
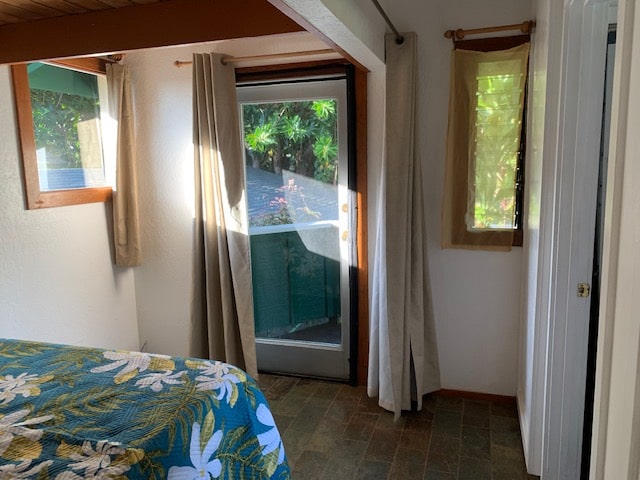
[25,186,112,210]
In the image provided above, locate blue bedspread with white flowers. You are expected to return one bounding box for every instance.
[0,339,290,479]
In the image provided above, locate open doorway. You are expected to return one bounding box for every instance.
[237,66,358,382]
[581,26,616,479]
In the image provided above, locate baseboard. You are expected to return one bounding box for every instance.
[437,388,516,404]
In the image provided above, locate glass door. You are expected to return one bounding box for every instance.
[238,77,352,380]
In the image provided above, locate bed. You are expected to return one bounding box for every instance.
[0,338,290,479]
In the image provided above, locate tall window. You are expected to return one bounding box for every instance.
[442,36,530,250]
[12,58,113,209]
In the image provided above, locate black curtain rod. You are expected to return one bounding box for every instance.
[370,0,404,44]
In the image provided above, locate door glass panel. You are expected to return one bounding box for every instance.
[238,78,351,380]
[243,99,340,344]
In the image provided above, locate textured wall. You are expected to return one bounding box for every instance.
[372,0,531,395]
[130,0,531,395]
[0,66,139,350]
[289,0,529,395]
[128,34,337,357]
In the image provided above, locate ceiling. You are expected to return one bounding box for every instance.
[0,0,306,64]
[0,0,169,27]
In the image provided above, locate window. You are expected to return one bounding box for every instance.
[241,97,340,227]
[11,58,113,209]
[442,36,530,250]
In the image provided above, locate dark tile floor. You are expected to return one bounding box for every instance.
[257,374,540,480]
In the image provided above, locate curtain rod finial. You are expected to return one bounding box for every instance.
[444,29,465,40]
[522,20,536,34]
[395,35,405,45]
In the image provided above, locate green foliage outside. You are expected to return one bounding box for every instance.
[30,89,101,169]
[472,72,523,230]
[242,99,339,184]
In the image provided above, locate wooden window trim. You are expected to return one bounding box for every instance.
[452,35,529,248]
[11,59,112,210]
[50,57,108,76]
[235,59,353,83]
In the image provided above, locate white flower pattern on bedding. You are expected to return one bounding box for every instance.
[91,351,175,384]
[54,440,136,479]
[0,459,53,478]
[190,361,242,405]
[0,409,53,456]
[256,404,286,465]
[135,370,186,392]
[168,422,223,480]
[0,372,52,405]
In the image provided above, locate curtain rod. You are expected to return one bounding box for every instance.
[370,0,404,44]
[444,20,535,41]
[173,49,337,68]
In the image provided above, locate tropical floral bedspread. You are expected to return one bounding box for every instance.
[0,339,290,479]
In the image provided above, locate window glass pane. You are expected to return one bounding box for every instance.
[469,60,525,231]
[241,100,339,227]
[28,62,106,191]
[241,98,342,344]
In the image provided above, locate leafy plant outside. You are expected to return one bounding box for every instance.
[242,99,338,184]
[472,69,523,230]
[30,89,102,169]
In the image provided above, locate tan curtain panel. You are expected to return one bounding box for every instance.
[442,43,530,251]
[368,32,441,418]
[106,63,142,267]
[189,53,257,378]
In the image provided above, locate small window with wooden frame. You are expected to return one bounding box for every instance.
[442,35,530,250]
[11,57,113,209]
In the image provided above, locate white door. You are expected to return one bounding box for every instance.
[238,77,352,380]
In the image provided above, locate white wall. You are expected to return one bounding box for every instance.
[0,1,532,397]
[0,66,139,351]
[126,44,196,357]
[131,0,531,395]
[281,0,532,395]
[128,34,341,357]
[381,0,531,395]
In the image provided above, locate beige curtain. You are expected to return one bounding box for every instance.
[368,33,440,418]
[442,43,530,250]
[189,53,257,378]
[106,63,142,266]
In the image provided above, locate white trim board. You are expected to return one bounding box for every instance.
[589,0,640,477]
[542,2,609,476]
[519,0,612,477]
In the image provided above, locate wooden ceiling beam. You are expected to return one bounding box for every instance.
[0,0,304,64]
